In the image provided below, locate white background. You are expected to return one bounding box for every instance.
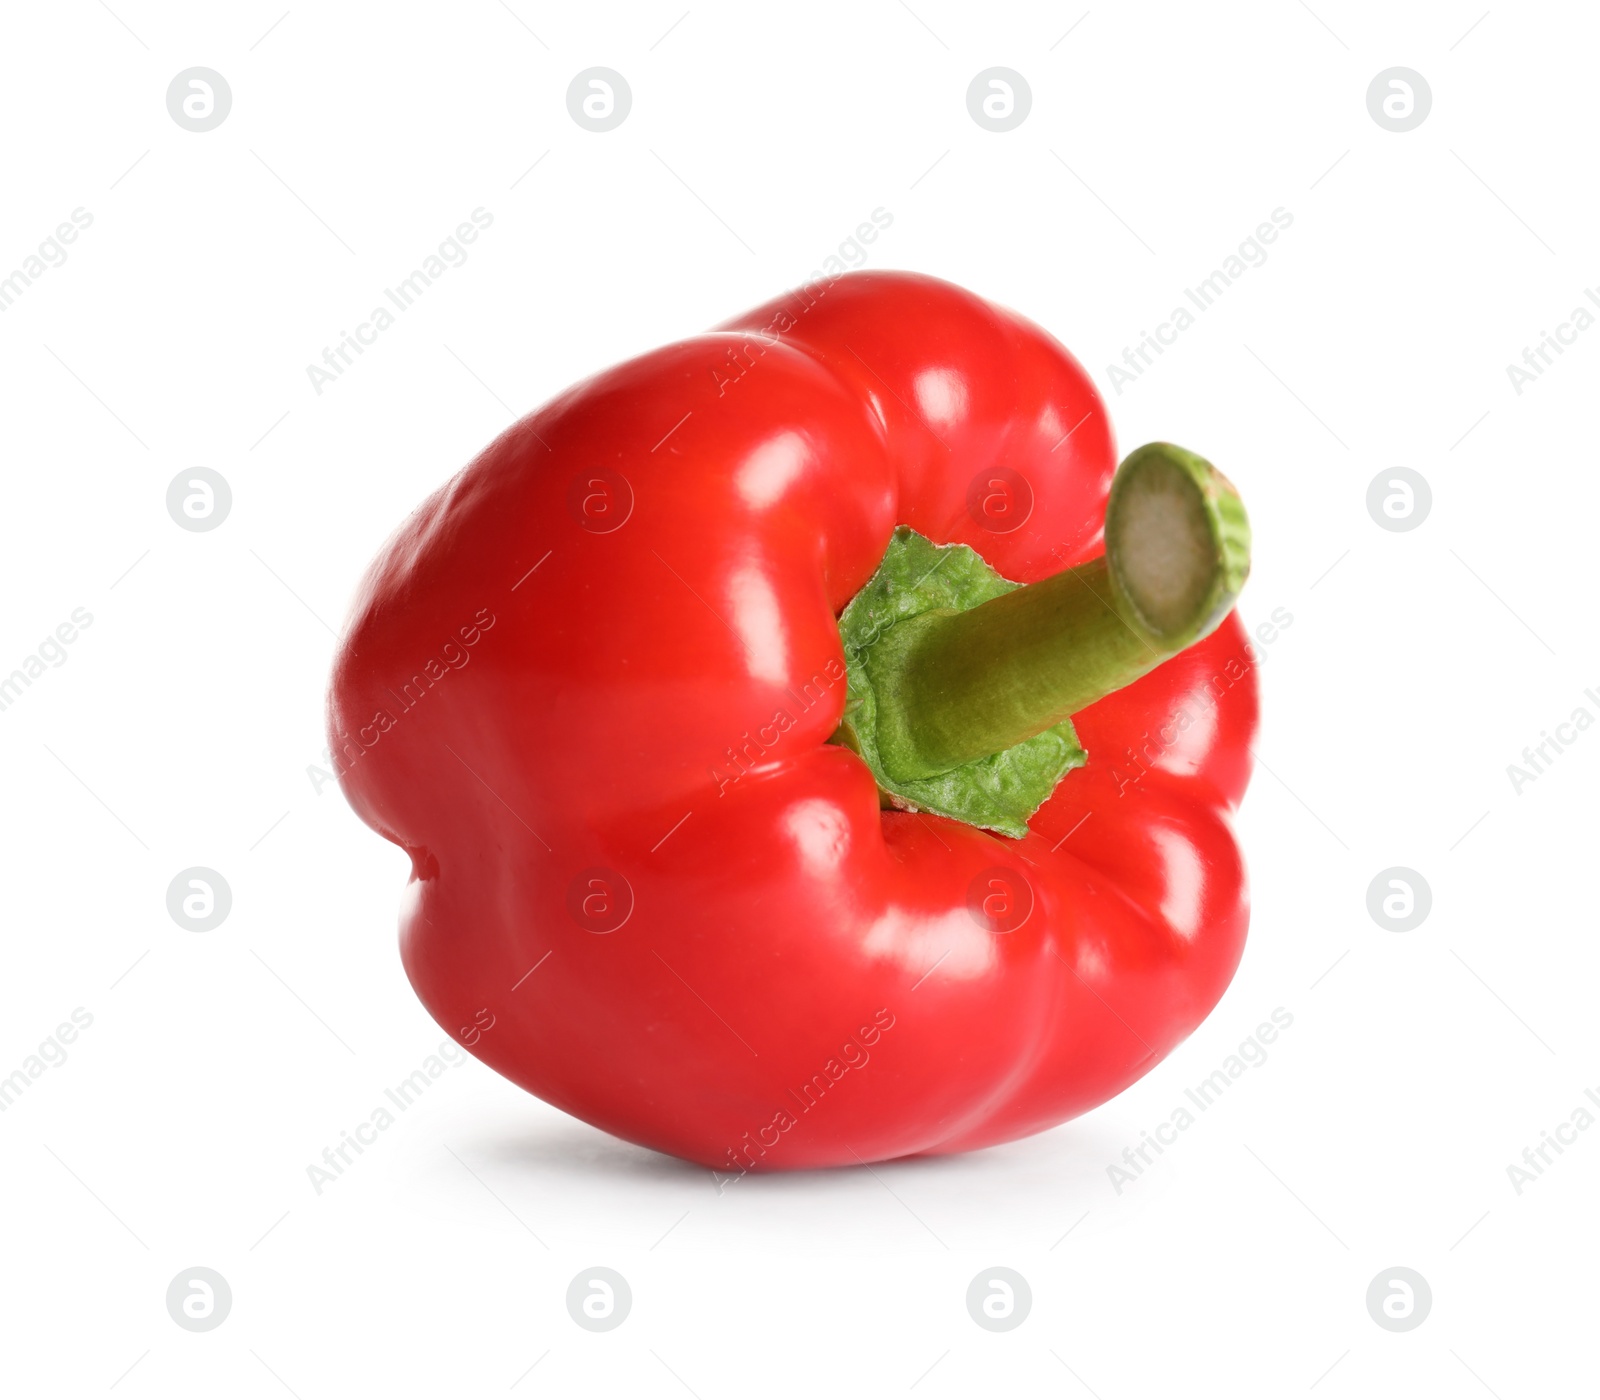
[2,1,1596,1395]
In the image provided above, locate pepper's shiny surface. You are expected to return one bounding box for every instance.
[329,271,1258,1171]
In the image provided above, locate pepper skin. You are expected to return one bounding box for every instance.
[328,271,1258,1172]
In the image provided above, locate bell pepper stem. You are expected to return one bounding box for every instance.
[865,442,1250,781]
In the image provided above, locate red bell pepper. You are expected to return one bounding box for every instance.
[329,271,1258,1172]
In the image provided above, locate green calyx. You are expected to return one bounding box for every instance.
[833,528,1087,838]
[832,442,1250,838]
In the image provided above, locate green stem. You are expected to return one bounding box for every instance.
[865,443,1250,782]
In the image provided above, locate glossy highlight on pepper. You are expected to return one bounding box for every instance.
[328,271,1260,1171]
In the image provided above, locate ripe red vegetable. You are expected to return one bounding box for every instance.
[329,271,1259,1172]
